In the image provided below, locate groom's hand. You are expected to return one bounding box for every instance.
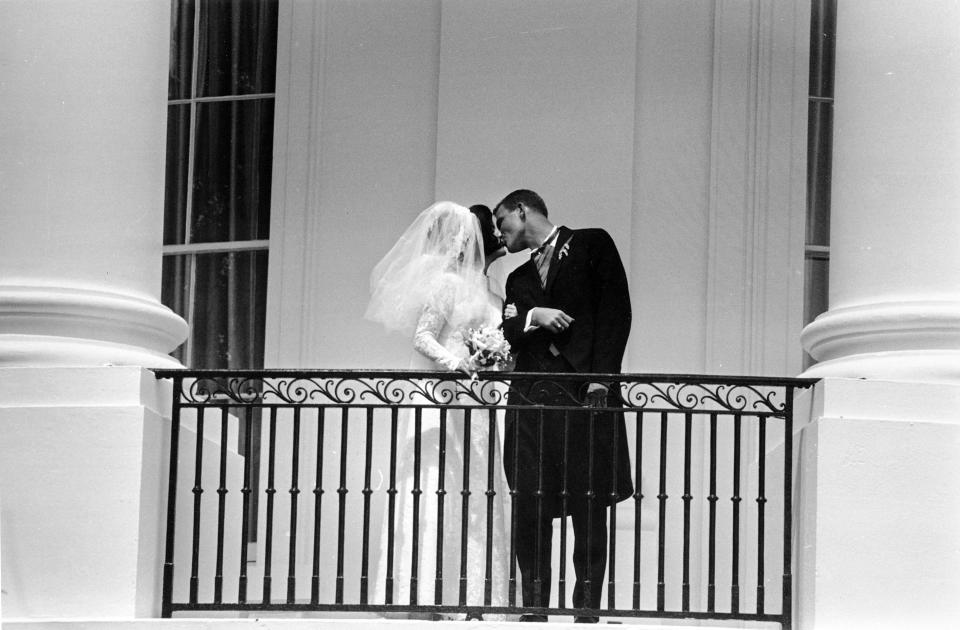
[530,307,574,334]
[503,303,518,319]
[585,383,608,407]
[586,383,607,407]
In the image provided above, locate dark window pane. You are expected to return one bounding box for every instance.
[803,255,830,369]
[168,0,196,100]
[806,101,833,246]
[197,0,279,97]
[161,254,191,364]
[809,0,837,98]
[190,99,274,243]
[163,104,191,245]
[189,250,268,369]
[803,256,829,327]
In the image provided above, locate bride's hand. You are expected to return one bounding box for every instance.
[456,357,479,379]
[504,303,518,319]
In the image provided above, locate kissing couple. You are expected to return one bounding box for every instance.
[365,190,633,621]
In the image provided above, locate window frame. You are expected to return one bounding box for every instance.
[162,0,277,367]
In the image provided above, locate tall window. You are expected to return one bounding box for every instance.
[162,0,279,368]
[804,0,836,367]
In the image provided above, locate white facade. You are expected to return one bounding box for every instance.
[0,1,958,629]
[266,0,808,376]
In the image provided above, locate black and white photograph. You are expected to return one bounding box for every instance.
[1,1,958,629]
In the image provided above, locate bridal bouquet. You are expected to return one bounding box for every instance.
[464,325,513,371]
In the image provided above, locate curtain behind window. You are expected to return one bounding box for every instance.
[162,0,278,370]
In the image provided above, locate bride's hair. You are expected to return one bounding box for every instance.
[469,204,502,256]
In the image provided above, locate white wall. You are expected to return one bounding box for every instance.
[266,0,443,369]
[265,0,809,378]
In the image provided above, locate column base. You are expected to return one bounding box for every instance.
[801,300,960,384]
[796,378,960,629]
[0,367,172,618]
[801,349,960,385]
[0,285,187,368]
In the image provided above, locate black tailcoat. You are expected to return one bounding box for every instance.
[501,226,634,517]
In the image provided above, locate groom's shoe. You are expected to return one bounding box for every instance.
[520,614,549,622]
[574,616,600,623]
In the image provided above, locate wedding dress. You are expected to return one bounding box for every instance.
[365,202,511,613]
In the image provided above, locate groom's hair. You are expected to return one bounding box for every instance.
[497,189,548,218]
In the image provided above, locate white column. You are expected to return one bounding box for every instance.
[796,3,960,629]
[800,1,960,383]
[0,0,187,367]
[0,0,187,620]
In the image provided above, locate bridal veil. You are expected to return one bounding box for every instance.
[365,201,488,336]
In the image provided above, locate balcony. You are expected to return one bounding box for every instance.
[153,370,814,628]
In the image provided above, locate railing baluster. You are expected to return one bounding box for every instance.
[161,376,183,618]
[311,407,326,605]
[608,399,620,611]
[262,407,278,604]
[459,407,472,606]
[214,407,229,604]
[757,415,767,614]
[335,407,348,604]
[534,406,545,608]
[731,413,742,613]
[360,407,374,604]
[682,411,692,611]
[484,407,495,607]
[410,406,423,605]
[632,410,643,611]
[508,404,519,608]
[189,406,205,605]
[385,406,399,605]
[656,411,668,611]
[707,412,718,612]
[287,407,301,603]
[238,406,253,604]
[558,409,570,608]
[435,406,448,605]
[783,388,796,630]
[585,401,598,613]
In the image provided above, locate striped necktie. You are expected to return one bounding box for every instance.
[532,237,557,287]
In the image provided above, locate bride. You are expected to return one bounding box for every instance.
[365,201,511,615]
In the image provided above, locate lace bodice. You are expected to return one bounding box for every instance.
[411,274,501,371]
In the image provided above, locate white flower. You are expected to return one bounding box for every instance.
[464,325,513,369]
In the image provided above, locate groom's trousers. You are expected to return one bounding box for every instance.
[505,354,626,613]
[515,499,608,609]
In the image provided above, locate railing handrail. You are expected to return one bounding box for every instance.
[154,368,817,387]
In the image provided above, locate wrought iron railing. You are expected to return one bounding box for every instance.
[153,369,814,628]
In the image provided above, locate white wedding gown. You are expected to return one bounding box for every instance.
[372,274,511,613]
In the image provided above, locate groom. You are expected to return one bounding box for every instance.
[495,189,633,621]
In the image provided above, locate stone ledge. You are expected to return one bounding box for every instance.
[0,619,754,630]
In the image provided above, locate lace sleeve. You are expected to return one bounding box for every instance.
[412,281,462,371]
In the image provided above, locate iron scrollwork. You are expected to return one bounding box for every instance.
[620,381,789,414]
[172,371,800,415]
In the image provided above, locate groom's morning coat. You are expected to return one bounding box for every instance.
[501,226,634,513]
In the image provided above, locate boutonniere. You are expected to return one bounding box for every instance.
[558,237,573,260]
